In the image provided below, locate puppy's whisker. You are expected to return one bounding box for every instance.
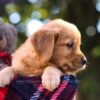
[86,61,89,66]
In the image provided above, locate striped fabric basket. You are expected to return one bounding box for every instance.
[4,75,78,100]
[0,51,78,100]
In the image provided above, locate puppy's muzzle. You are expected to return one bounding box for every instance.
[80,57,87,65]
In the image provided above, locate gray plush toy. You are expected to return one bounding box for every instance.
[0,22,18,70]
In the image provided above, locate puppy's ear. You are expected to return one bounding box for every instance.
[32,30,59,61]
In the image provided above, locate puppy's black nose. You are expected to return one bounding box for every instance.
[81,58,87,65]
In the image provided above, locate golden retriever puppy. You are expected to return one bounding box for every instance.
[0,19,87,91]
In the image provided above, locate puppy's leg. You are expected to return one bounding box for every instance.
[0,67,15,87]
[42,66,63,91]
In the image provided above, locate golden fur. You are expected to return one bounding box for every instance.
[0,19,86,91]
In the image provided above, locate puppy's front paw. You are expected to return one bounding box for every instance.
[42,67,63,91]
[0,67,14,87]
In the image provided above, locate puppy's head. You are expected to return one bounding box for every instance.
[32,19,87,73]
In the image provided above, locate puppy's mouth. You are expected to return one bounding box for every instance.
[65,65,78,70]
[61,63,86,72]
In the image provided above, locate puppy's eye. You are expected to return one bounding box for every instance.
[66,43,73,48]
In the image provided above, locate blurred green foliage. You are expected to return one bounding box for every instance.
[0,0,100,100]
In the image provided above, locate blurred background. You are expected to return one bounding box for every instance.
[0,0,100,100]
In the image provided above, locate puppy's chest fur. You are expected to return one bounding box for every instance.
[12,40,49,76]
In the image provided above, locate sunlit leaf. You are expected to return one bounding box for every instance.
[91,46,100,57]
